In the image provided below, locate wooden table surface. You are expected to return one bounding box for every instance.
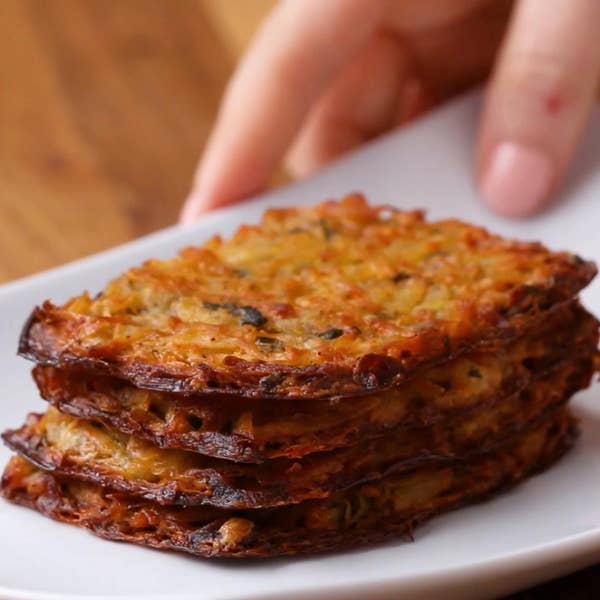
[0,1,598,596]
[0,0,277,283]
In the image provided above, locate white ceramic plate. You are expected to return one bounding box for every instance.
[1,93,599,600]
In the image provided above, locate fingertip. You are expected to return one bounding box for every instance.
[179,193,209,224]
[178,203,199,225]
[179,173,266,223]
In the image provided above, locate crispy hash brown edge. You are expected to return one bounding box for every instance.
[31,304,600,462]
[1,412,577,557]
[17,198,597,400]
[3,353,593,509]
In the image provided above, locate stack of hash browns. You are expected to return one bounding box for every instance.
[2,195,598,557]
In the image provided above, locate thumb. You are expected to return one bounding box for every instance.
[477,0,600,218]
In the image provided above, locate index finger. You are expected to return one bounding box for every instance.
[180,0,383,222]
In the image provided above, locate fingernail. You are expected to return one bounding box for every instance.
[179,194,209,224]
[480,142,553,218]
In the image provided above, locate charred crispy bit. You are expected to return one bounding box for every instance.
[3,356,592,509]
[18,195,596,399]
[0,412,576,558]
[31,303,599,462]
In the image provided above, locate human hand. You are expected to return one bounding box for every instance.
[181,0,600,222]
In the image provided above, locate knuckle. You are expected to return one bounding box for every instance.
[498,49,587,115]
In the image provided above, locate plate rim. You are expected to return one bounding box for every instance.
[1,528,599,600]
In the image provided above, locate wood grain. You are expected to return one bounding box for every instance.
[0,1,597,595]
[0,0,273,282]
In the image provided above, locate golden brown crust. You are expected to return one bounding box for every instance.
[18,195,596,399]
[4,355,592,509]
[32,303,599,461]
[1,412,576,557]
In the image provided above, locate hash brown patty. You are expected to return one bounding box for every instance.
[1,411,575,557]
[19,195,596,399]
[4,353,592,509]
[31,302,598,461]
